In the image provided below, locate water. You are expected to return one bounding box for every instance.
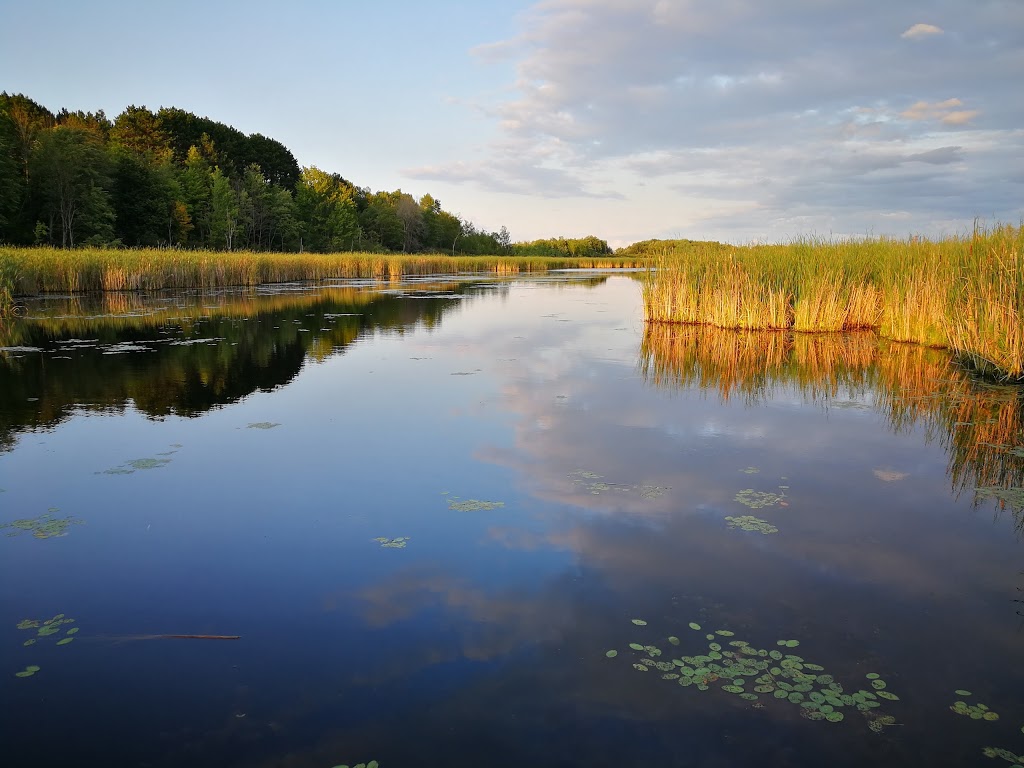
[1,273,1023,768]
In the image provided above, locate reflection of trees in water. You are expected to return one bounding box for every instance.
[0,283,478,449]
[0,276,611,451]
[640,324,1024,522]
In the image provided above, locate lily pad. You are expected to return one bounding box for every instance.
[688,622,701,631]
[247,422,280,429]
[631,619,647,626]
[606,650,618,658]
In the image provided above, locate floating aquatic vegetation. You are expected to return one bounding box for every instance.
[982,746,1024,766]
[631,619,647,626]
[99,457,172,475]
[447,497,505,512]
[606,650,618,658]
[873,469,909,482]
[247,422,280,430]
[17,614,77,645]
[740,467,760,474]
[569,471,670,500]
[724,515,779,534]
[373,537,409,549]
[735,489,786,509]
[951,694,1000,721]
[331,761,378,768]
[608,618,900,729]
[975,486,1024,511]
[14,665,40,678]
[2,512,82,539]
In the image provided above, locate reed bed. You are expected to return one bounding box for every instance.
[642,224,1024,382]
[0,247,645,300]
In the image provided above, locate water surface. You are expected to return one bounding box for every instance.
[1,274,1023,768]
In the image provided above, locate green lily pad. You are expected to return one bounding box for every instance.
[865,673,880,680]
[688,622,701,631]
[825,711,844,723]
[668,636,680,645]
[606,650,618,658]
[631,619,647,626]
[955,689,973,696]
[56,637,74,646]
[628,643,644,651]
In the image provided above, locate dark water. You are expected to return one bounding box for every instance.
[1,273,1023,768]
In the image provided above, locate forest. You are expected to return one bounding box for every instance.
[0,93,612,258]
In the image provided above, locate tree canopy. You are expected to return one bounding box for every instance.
[1,93,601,256]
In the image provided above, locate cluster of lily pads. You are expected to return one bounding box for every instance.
[18,614,78,646]
[445,496,505,512]
[14,665,40,678]
[735,487,788,509]
[569,471,669,500]
[983,746,1024,767]
[607,618,899,730]
[373,537,409,549]
[99,457,172,475]
[952,690,1000,721]
[2,511,82,539]
[724,515,778,535]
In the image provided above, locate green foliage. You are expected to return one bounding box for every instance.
[512,235,612,258]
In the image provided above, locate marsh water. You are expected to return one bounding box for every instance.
[1,273,1023,768]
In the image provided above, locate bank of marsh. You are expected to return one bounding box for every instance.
[642,224,1024,381]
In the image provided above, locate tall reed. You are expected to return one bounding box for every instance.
[0,247,647,297]
[643,224,1024,382]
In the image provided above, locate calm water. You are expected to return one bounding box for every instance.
[1,273,1023,768]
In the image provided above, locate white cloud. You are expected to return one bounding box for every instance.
[411,0,1024,243]
[901,23,944,39]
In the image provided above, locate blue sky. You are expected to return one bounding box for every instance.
[3,0,1021,246]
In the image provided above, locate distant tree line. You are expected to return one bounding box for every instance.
[510,235,612,258]
[614,238,725,256]
[0,93,527,255]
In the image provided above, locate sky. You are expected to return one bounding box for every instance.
[2,0,1021,246]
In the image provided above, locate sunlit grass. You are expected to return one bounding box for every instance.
[0,246,645,301]
[642,224,1024,381]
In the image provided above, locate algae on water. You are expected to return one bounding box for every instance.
[247,422,280,430]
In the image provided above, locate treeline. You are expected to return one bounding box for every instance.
[0,93,516,254]
[615,238,726,256]
[510,235,612,258]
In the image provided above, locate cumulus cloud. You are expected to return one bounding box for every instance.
[412,0,1024,242]
[901,22,944,39]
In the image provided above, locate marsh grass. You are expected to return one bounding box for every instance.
[0,247,644,298]
[643,225,1024,381]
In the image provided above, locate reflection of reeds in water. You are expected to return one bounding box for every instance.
[640,324,1024,524]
